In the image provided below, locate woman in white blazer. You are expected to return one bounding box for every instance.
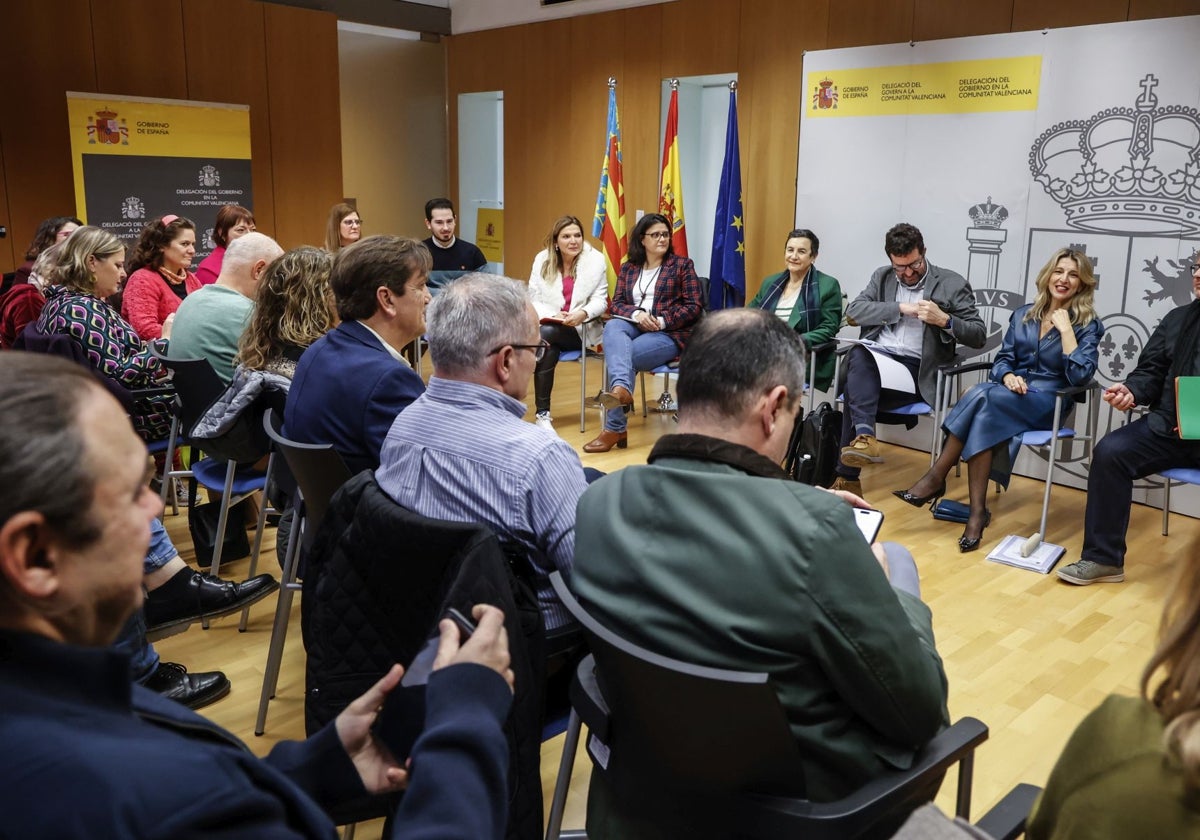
[528,214,608,431]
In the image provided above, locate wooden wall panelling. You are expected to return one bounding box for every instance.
[659,0,740,79]
[826,0,915,49]
[263,3,342,249]
[91,0,189,100]
[738,0,825,291]
[182,0,276,241]
[566,11,628,258]
[1127,0,1200,19]
[1010,0,1129,31]
[914,0,1016,41]
[619,5,664,221]
[0,135,14,271]
[0,0,97,267]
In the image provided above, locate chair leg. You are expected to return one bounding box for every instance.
[579,351,587,434]
[954,752,975,821]
[544,709,582,840]
[201,460,239,630]
[342,823,356,840]
[240,455,275,632]
[255,510,304,736]
[640,371,648,418]
[1163,477,1172,536]
[159,416,181,516]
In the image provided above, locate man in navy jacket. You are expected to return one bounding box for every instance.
[0,353,514,839]
[287,235,432,474]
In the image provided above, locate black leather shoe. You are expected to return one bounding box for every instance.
[144,570,279,634]
[892,480,947,509]
[143,662,230,710]
[958,510,993,553]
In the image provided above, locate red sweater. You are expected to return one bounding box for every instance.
[0,283,46,349]
[121,268,201,340]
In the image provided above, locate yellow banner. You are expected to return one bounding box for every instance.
[476,208,504,264]
[66,92,251,158]
[805,56,1041,117]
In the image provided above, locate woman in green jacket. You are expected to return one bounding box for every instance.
[748,228,842,392]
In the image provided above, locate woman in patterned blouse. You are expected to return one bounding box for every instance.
[35,227,173,442]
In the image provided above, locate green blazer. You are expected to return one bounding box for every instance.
[749,267,842,391]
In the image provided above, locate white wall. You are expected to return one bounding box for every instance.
[448,0,678,34]
[458,91,504,272]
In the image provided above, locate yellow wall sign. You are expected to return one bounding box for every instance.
[805,56,1042,117]
[476,208,504,264]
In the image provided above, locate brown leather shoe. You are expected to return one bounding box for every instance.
[583,430,628,453]
[597,385,634,409]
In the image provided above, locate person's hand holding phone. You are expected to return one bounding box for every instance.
[434,604,514,694]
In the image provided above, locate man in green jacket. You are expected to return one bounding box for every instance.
[572,308,950,838]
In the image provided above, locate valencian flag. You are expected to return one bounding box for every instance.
[659,82,688,256]
[709,84,745,310]
[593,81,628,295]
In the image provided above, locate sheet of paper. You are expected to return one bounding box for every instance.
[838,340,917,393]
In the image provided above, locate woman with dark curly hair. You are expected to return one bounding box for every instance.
[122,215,201,340]
[14,215,80,285]
[195,204,256,286]
[238,247,336,379]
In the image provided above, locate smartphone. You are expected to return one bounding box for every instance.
[445,607,477,641]
[400,608,476,688]
[854,508,884,543]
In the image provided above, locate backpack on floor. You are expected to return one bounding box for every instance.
[784,401,842,488]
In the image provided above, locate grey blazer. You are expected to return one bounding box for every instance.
[844,262,986,405]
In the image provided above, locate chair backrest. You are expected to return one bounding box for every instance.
[262,408,352,550]
[150,348,225,437]
[548,572,807,810]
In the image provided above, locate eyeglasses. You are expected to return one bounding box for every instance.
[644,231,671,240]
[1191,263,1200,273]
[343,218,363,227]
[487,339,548,362]
[891,255,926,275]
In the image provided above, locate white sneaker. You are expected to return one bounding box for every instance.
[535,412,556,433]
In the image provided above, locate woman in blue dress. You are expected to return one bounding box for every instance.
[894,248,1104,552]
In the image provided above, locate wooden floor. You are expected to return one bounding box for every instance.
[156,360,1195,837]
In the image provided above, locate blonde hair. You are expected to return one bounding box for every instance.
[324,203,359,253]
[237,247,335,371]
[54,227,124,295]
[539,215,585,283]
[1024,248,1098,327]
[1142,537,1200,794]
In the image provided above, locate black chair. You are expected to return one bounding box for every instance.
[151,350,273,631]
[544,571,990,840]
[255,408,353,736]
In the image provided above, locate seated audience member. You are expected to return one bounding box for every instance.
[376,273,590,636]
[585,212,704,453]
[122,215,201,341]
[422,197,487,272]
[113,606,230,710]
[0,353,515,840]
[238,246,336,379]
[34,226,173,442]
[168,232,284,383]
[286,236,430,474]
[1057,257,1200,585]
[895,248,1103,552]
[324,202,362,253]
[832,222,985,496]
[194,204,256,286]
[748,227,843,393]
[1027,535,1200,838]
[527,214,607,433]
[0,240,62,348]
[13,215,80,286]
[571,308,949,837]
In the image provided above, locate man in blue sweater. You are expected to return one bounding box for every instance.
[0,352,514,839]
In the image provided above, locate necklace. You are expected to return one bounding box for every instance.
[635,265,662,308]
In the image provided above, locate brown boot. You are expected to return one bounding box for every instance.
[583,430,628,453]
[597,385,634,409]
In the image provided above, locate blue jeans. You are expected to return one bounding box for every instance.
[113,611,160,683]
[601,319,679,433]
[143,516,178,574]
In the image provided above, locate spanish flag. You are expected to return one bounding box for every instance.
[659,84,688,257]
[592,83,627,295]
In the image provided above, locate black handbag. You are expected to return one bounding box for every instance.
[187,499,251,567]
[784,402,842,488]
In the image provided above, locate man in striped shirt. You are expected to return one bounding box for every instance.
[376,274,589,635]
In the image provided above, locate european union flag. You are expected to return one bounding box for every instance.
[708,87,745,311]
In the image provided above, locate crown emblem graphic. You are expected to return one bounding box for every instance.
[968,196,1008,229]
[1028,75,1200,235]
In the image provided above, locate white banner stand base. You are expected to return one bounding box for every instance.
[986,534,1065,574]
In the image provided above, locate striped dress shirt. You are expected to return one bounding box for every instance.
[376,377,588,630]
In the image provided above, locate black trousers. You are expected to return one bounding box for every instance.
[534,323,582,413]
